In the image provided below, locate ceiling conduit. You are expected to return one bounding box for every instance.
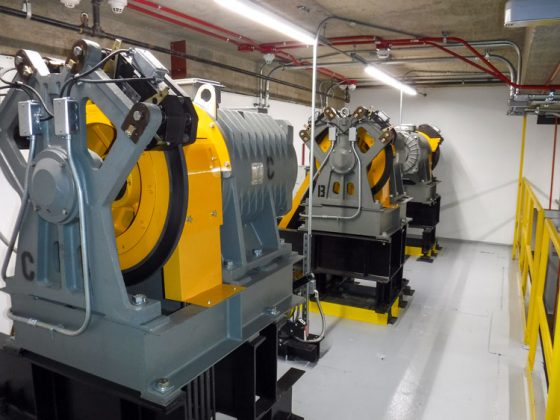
[127,0,354,84]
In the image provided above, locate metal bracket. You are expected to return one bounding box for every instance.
[17,100,42,137]
[303,232,310,275]
[53,98,79,136]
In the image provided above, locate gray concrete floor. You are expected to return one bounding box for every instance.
[279,239,542,420]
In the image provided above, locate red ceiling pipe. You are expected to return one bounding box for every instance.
[386,37,560,90]
[389,37,506,78]
[129,0,257,45]
[423,41,507,81]
[130,0,351,82]
[256,40,373,50]
[260,34,560,90]
[257,36,505,79]
[127,4,244,45]
[275,50,354,82]
[128,1,354,84]
[258,35,378,50]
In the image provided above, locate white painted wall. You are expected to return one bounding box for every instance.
[0,54,16,335]
[350,86,557,245]
[0,179,19,336]
[0,83,554,332]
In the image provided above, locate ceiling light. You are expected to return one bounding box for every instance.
[60,0,80,7]
[364,65,417,96]
[108,0,127,14]
[214,0,316,45]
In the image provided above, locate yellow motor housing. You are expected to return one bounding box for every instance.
[86,103,233,303]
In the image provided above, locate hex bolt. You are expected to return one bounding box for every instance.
[131,294,147,306]
[154,378,171,393]
[253,248,263,257]
[225,260,234,270]
[210,210,217,217]
[62,209,68,216]
[266,306,280,316]
[132,110,143,121]
[22,65,33,77]
[73,46,83,57]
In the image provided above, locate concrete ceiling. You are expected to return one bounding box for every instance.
[130,0,560,89]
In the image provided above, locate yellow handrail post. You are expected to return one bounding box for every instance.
[527,225,550,368]
[521,244,530,296]
[513,114,528,259]
[515,178,560,416]
[533,209,545,284]
[546,273,560,420]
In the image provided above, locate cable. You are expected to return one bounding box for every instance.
[1,68,54,120]
[18,84,54,120]
[66,76,156,97]
[7,133,93,336]
[302,140,363,221]
[59,48,131,97]
[294,289,326,344]
[1,135,37,283]
[76,76,156,84]
[0,231,16,253]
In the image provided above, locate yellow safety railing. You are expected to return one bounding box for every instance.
[513,178,560,420]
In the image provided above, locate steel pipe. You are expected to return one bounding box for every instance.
[0,5,348,100]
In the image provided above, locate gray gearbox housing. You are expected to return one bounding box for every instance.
[300,106,407,239]
[0,41,300,406]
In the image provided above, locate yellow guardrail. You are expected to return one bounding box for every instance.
[513,178,560,420]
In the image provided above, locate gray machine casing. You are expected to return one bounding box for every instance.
[0,43,299,406]
[395,125,439,205]
[302,107,406,239]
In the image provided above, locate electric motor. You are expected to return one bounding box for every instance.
[395,124,444,183]
[218,109,297,223]
[0,40,299,406]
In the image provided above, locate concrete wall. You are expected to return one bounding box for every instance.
[0,0,317,104]
[351,85,557,245]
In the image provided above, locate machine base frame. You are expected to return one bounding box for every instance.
[405,195,441,261]
[279,228,412,326]
[0,323,304,420]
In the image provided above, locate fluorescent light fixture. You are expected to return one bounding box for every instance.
[364,65,417,96]
[214,0,316,45]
